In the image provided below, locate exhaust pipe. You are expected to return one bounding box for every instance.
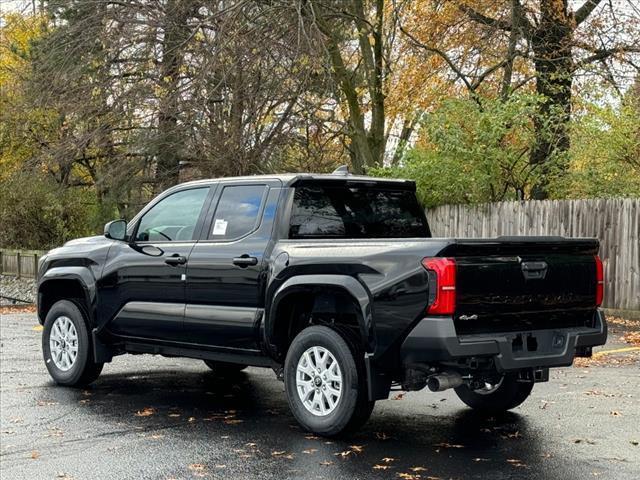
[427,372,463,392]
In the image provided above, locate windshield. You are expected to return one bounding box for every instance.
[289,184,430,239]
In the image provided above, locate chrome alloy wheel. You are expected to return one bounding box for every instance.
[296,346,342,416]
[49,316,78,371]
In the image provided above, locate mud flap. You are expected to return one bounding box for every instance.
[365,354,392,400]
[92,328,114,363]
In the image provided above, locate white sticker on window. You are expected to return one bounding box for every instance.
[212,219,228,236]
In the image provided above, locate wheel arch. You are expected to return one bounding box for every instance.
[265,275,374,361]
[38,268,96,326]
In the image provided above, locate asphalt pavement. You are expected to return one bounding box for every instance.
[1,312,638,480]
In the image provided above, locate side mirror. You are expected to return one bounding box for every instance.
[104,219,127,241]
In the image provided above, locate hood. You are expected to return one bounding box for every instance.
[45,235,112,258]
[63,235,109,247]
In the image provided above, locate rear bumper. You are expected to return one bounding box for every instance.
[401,309,607,372]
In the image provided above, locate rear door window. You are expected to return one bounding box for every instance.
[209,184,268,240]
[289,184,430,239]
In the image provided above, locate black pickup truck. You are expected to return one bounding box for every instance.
[37,170,607,436]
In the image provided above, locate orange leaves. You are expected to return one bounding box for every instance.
[134,407,156,417]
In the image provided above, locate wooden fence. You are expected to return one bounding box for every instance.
[426,198,639,311]
[0,249,46,279]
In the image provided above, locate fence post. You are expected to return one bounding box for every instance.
[34,253,39,279]
[16,251,21,278]
[0,250,3,275]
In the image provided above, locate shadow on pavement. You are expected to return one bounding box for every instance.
[42,366,582,479]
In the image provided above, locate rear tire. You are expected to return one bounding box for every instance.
[454,373,533,412]
[284,325,374,437]
[42,300,103,386]
[203,360,247,375]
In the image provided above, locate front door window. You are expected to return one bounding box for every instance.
[135,188,209,242]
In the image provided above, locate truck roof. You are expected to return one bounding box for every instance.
[178,172,415,189]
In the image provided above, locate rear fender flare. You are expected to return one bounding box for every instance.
[266,274,374,355]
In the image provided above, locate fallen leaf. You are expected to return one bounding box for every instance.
[135,407,157,417]
[224,419,243,425]
[188,464,206,477]
[610,411,622,416]
[335,450,353,458]
[433,442,464,448]
[271,451,287,456]
[410,466,427,471]
[188,416,196,422]
[47,427,64,438]
[373,465,391,470]
[472,458,489,462]
[382,457,396,463]
[31,451,40,459]
[32,325,44,332]
[622,331,640,346]
[393,393,405,400]
[320,461,333,466]
[397,473,419,480]
[302,449,317,454]
[349,445,364,453]
[375,432,390,440]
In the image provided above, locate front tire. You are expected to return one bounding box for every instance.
[454,373,533,412]
[284,326,374,437]
[42,300,103,386]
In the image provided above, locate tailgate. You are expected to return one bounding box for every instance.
[439,237,600,334]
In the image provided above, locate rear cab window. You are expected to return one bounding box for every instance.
[289,183,430,239]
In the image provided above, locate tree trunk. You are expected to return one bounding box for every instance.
[529,0,574,199]
[155,0,193,193]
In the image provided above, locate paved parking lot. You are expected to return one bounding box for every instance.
[1,312,639,480]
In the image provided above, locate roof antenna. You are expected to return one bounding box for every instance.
[332,165,350,175]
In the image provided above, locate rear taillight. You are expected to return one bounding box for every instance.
[422,257,456,315]
[595,255,604,307]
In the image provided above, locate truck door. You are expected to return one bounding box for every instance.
[184,180,282,350]
[100,186,212,342]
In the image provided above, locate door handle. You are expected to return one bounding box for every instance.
[165,254,187,266]
[233,255,258,267]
